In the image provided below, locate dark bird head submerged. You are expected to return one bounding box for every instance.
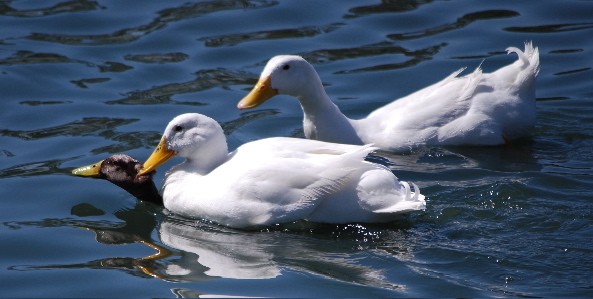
[72,154,163,205]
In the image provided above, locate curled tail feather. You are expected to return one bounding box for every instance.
[506,41,540,76]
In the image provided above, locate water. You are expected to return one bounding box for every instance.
[1,0,592,297]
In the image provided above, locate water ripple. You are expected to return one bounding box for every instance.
[220,110,280,136]
[107,68,254,105]
[98,62,133,73]
[199,23,344,47]
[345,0,435,18]
[0,0,100,18]
[0,50,92,66]
[302,42,444,66]
[71,78,110,89]
[505,22,593,33]
[553,68,591,76]
[24,0,277,45]
[0,117,138,140]
[388,10,520,41]
[0,157,78,178]
[124,53,189,64]
[90,131,162,155]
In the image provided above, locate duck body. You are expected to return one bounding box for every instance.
[238,42,539,152]
[139,113,425,229]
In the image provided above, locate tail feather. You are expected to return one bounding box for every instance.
[506,41,540,75]
[374,182,426,214]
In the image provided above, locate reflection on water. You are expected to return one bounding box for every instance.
[5,202,169,280]
[377,142,542,177]
[6,202,414,292]
[157,217,408,288]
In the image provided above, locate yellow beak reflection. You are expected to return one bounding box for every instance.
[138,136,176,176]
[237,75,278,110]
[72,160,104,177]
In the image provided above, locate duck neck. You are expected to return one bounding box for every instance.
[111,176,163,205]
[296,82,363,145]
[185,136,230,176]
[129,180,163,205]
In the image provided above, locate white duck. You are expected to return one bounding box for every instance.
[238,42,539,152]
[138,113,425,229]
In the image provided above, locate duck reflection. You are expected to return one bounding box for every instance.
[74,207,412,288]
[377,141,541,175]
[153,215,410,289]
[6,200,411,289]
[46,153,408,287]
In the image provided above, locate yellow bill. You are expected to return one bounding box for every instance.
[138,135,176,176]
[72,160,104,177]
[237,75,278,110]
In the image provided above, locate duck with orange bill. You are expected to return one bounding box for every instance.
[138,113,425,229]
[238,42,539,152]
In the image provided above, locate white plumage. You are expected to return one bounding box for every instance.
[139,113,425,228]
[238,42,540,152]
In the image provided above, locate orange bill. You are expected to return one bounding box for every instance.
[138,135,176,176]
[237,75,278,110]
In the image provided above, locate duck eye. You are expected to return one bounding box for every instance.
[283,64,290,70]
[174,125,183,132]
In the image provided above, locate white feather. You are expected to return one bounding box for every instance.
[241,42,539,152]
[155,113,426,228]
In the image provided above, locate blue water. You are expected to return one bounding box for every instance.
[1,0,592,297]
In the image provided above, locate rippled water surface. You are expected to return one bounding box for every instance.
[1,0,592,297]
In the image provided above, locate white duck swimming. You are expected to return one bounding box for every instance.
[238,42,539,152]
[138,113,425,229]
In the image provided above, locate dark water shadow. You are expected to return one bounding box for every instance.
[0,0,100,18]
[4,202,170,280]
[0,110,281,179]
[0,117,138,141]
[124,53,189,64]
[505,22,593,34]
[0,50,93,66]
[199,23,343,48]
[24,0,277,46]
[388,10,519,41]
[345,0,437,18]
[220,110,280,135]
[0,156,81,178]
[0,117,157,178]
[323,43,447,74]
[240,42,447,75]
[106,68,254,105]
